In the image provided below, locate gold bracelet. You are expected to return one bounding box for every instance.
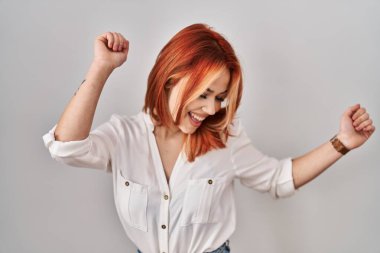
[329,134,350,155]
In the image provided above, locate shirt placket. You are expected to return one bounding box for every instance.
[144,113,186,253]
[158,188,170,253]
[146,132,169,253]
[156,153,186,253]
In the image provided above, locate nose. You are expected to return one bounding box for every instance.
[202,100,216,115]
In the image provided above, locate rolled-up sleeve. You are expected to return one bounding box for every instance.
[42,114,121,173]
[229,118,296,199]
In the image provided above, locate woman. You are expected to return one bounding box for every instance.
[43,24,375,253]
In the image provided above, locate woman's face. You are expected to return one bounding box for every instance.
[168,67,230,134]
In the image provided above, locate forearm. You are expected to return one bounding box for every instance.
[54,62,114,141]
[291,135,345,189]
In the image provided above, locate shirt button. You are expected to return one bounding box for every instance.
[161,225,166,229]
[164,194,169,200]
[208,179,213,184]
[125,181,129,186]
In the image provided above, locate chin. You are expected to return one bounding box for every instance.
[177,115,200,135]
[179,127,196,135]
[178,122,199,134]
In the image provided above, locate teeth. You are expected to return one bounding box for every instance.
[190,112,205,122]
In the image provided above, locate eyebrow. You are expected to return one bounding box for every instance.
[206,88,228,94]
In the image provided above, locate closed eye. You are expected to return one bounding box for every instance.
[216,96,225,102]
[199,94,225,102]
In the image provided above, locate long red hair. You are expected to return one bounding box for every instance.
[143,23,243,162]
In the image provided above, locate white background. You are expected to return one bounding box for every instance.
[1,0,379,252]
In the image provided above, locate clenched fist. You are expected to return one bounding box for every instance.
[337,104,375,150]
[93,32,129,70]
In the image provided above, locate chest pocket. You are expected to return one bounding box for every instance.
[117,171,148,232]
[180,177,229,226]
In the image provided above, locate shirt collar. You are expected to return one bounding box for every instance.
[142,110,154,133]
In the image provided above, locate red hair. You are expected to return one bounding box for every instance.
[143,23,243,162]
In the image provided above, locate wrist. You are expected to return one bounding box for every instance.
[91,60,115,74]
[330,133,351,155]
[336,133,353,150]
[86,61,114,82]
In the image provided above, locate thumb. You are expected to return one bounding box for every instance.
[344,103,360,117]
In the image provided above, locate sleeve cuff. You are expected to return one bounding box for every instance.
[275,157,296,198]
[42,124,91,158]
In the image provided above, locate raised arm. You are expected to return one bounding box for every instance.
[54,32,129,141]
[292,104,375,189]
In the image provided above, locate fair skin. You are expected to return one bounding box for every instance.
[54,32,128,141]
[153,67,230,182]
[292,104,375,189]
[55,31,376,188]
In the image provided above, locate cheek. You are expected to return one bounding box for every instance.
[181,110,190,124]
[185,103,202,115]
[179,112,194,131]
[215,103,222,111]
[176,110,187,126]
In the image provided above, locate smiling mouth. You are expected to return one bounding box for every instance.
[188,111,206,127]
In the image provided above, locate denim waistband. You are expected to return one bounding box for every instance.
[206,239,230,253]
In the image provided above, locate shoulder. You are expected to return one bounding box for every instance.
[107,111,148,135]
[225,114,251,150]
[228,114,244,137]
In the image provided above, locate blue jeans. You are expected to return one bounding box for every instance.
[137,240,230,253]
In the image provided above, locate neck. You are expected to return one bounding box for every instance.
[153,125,184,140]
[150,115,184,140]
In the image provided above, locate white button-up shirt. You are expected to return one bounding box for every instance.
[42,111,296,253]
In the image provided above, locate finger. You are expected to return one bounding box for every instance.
[352,107,366,121]
[111,32,120,51]
[104,32,114,49]
[356,119,373,131]
[122,41,129,55]
[345,103,360,117]
[116,33,125,51]
[118,33,129,52]
[364,125,375,132]
[118,33,128,48]
[353,113,369,126]
[364,126,375,139]
[112,32,121,51]
[116,33,122,51]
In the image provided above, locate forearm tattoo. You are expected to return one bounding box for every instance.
[74,79,86,96]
